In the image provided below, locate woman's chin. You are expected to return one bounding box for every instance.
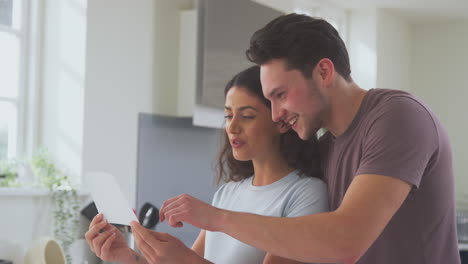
[233,152,251,161]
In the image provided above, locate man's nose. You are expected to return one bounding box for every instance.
[271,104,286,122]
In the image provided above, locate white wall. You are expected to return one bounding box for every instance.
[347,8,378,90]
[39,0,87,183]
[82,0,156,207]
[346,9,412,93]
[410,20,468,209]
[376,10,411,92]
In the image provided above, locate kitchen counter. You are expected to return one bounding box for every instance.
[460,242,468,251]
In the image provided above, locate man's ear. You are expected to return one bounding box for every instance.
[276,121,291,134]
[314,58,335,86]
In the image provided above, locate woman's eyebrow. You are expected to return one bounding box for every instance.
[238,106,258,112]
[224,106,259,112]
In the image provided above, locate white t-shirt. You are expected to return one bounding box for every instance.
[204,170,329,264]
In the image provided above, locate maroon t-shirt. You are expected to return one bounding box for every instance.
[319,89,460,263]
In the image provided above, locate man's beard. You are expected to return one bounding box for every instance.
[303,117,322,140]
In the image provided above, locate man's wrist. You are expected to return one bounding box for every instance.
[184,249,213,264]
[212,207,229,232]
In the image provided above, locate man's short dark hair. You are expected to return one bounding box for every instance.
[246,13,352,81]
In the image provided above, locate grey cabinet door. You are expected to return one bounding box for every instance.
[136,113,220,245]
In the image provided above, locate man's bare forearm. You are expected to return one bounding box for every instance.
[216,209,359,263]
[189,255,214,264]
[210,175,412,263]
[185,248,214,264]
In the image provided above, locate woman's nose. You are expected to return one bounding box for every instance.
[227,118,241,134]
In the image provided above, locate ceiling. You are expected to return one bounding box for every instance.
[254,0,468,21]
[329,0,468,21]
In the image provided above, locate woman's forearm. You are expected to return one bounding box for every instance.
[122,249,149,264]
[124,247,213,264]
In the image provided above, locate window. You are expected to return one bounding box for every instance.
[0,0,27,159]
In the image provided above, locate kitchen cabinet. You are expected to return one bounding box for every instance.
[460,243,468,263]
[135,113,220,245]
[154,0,283,128]
[152,0,194,117]
[192,0,283,128]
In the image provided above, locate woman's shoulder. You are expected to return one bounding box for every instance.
[282,171,330,216]
[278,171,328,202]
[289,171,327,190]
[213,177,252,198]
[211,177,253,207]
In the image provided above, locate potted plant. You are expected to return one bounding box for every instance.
[0,158,20,187]
[30,148,80,264]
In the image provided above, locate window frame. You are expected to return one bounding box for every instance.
[0,0,40,159]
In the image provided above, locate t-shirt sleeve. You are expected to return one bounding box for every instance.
[283,178,329,217]
[211,183,228,207]
[356,96,438,188]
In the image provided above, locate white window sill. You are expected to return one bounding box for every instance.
[0,187,89,197]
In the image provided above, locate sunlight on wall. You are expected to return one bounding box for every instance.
[348,9,378,90]
[41,0,87,184]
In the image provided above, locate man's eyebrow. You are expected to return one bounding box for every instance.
[268,86,284,98]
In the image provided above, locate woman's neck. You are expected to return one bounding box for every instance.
[251,153,294,186]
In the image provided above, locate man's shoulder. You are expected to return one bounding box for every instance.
[367,88,421,110]
[370,88,413,99]
[365,89,436,128]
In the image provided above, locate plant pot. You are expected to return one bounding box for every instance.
[24,237,66,264]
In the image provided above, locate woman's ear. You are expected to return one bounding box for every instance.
[276,121,291,134]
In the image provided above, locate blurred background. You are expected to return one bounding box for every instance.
[0,0,467,263]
